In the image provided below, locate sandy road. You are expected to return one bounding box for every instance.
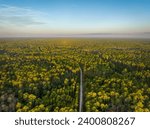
[79,67,83,112]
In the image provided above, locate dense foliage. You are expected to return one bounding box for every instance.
[0,39,150,112]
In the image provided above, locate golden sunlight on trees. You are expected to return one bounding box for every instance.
[0,39,150,112]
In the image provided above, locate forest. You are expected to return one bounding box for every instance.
[0,38,150,112]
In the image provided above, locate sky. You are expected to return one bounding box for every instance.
[0,0,150,37]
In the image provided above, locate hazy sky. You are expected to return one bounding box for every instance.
[0,0,150,37]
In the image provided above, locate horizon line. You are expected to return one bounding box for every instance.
[0,32,150,39]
